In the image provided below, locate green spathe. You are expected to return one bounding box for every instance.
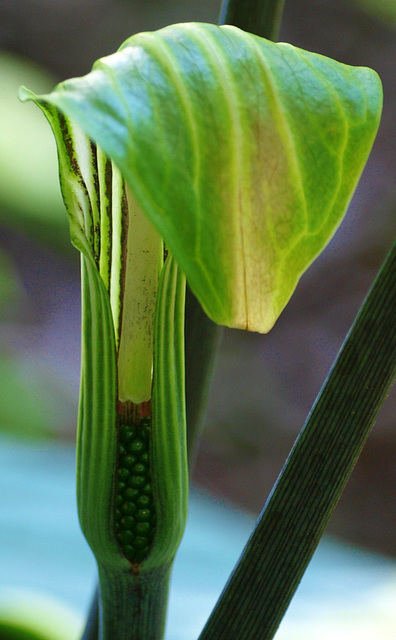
[20,22,383,333]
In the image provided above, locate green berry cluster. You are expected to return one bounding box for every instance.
[115,417,156,563]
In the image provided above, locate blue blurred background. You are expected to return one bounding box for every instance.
[1,0,396,637]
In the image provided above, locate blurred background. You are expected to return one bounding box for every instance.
[1,0,395,563]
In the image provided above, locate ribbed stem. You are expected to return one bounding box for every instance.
[184,286,222,466]
[98,564,172,640]
[81,589,99,640]
[198,240,396,640]
[219,0,286,40]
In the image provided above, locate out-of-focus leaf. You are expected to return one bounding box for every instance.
[0,355,75,440]
[0,51,67,243]
[0,588,82,640]
[353,0,396,23]
[0,251,21,312]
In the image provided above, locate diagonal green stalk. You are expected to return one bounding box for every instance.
[198,241,396,640]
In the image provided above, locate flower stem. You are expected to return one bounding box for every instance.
[81,589,99,640]
[219,0,286,40]
[98,564,172,640]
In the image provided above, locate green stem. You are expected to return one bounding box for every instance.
[81,589,99,640]
[198,240,396,640]
[219,0,286,40]
[97,565,172,640]
[184,287,222,466]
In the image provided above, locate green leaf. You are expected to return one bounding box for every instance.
[77,253,121,570]
[20,22,383,333]
[23,107,188,573]
[148,254,187,570]
[0,51,66,244]
[353,0,396,23]
[0,588,82,640]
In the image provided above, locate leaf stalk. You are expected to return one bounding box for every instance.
[219,0,286,40]
[97,564,172,640]
[198,240,396,640]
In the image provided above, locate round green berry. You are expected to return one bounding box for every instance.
[135,522,151,535]
[142,483,152,496]
[122,544,134,559]
[116,494,124,508]
[120,455,137,468]
[133,536,149,549]
[124,487,139,501]
[118,529,134,545]
[117,467,129,482]
[136,509,151,522]
[119,425,133,442]
[121,501,137,515]
[117,481,126,495]
[137,494,151,508]
[119,444,127,457]
[120,515,135,529]
[130,475,146,489]
[129,439,145,454]
[133,462,147,475]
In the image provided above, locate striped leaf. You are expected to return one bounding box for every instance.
[21,22,382,333]
[20,100,188,575]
